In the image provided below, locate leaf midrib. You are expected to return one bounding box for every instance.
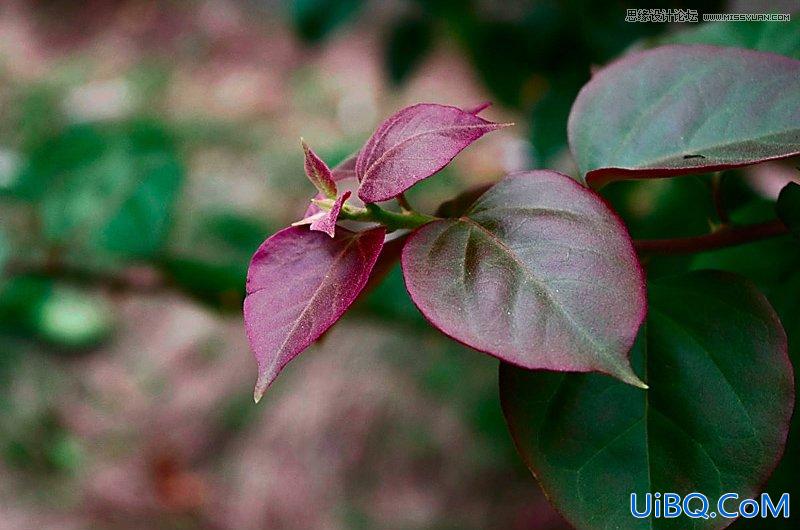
[361,123,497,182]
[252,234,364,377]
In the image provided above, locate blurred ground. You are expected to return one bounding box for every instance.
[0,1,565,529]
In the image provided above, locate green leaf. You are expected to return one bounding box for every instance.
[650,18,800,59]
[777,182,800,239]
[22,122,183,258]
[691,233,800,530]
[569,46,800,187]
[500,271,794,530]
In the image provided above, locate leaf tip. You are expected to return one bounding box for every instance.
[311,223,336,238]
[253,382,266,404]
[617,367,648,390]
[302,140,337,199]
[253,370,273,403]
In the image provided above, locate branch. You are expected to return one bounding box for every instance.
[330,202,437,231]
[4,258,174,294]
[634,219,789,255]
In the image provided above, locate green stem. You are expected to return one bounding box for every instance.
[313,197,437,231]
[342,203,436,231]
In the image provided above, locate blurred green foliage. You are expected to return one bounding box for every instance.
[379,0,729,165]
[289,0,365,43]
[0,276,113,348]
[0,228,8,282]
[4,410,84,474]
[20,121,182,258]
[164,211,274,310]
[385,14,434,86]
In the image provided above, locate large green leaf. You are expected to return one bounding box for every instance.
[689,231,800,530]
[500,271,794,530]
[568,45,800,187]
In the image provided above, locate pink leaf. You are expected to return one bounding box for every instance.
[244,225,385,402]
[330,153,357,181]
[310,190,351,237]
[302,140,337,199]
[356,103,510,202]
[304,154,359,218]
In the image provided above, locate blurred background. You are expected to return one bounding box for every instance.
[0,1,798,529]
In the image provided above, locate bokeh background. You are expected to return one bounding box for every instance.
[1,1,798,529]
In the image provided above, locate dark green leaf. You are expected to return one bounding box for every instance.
[500,271,794,530]
[690,228,800,530]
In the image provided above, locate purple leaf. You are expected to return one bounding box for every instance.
[304,154,359,218]
[310,190,351,237]
[401,170,646,386]
[330,153,357,181]
[569,45,800,187]
[244,225,385,402]
[302,140,337,199]
[356,103,510,202]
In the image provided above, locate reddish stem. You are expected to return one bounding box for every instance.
[634,220,789,255]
